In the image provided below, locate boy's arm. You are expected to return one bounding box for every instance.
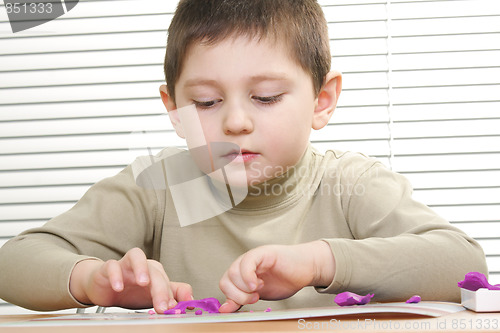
[0,164,164,311]
[319,162,488,302]
[219,159,487,310]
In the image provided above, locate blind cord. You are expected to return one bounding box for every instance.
[385,0,395,171]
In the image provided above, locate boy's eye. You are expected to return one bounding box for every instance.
[253,94,284,105]
[193,99,221,109]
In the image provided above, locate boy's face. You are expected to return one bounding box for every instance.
[162,36,339,186]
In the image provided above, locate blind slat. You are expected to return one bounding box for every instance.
[392,67,500,87]
[0,100,165,121]
[0,32,168,55]
[449,222,500,239]
[0,186,91,205]
[391,50,500,71]
[0,168,124,188]
[393,136,500,156]
[0,132,179,155]
[392,101,500,121]
[414,188,500,206]
[392,85,500,105]
[392,118,500,138]
[391,33,500,54]
[0,151,136,171]
[433,205,500,223]
[391,16,500,37]
[0,49,165,72]
[393,153,500,172]
[0,115,174,138]
[0,203,76,221]
[1,65,163,88]
[0,15,171,37]
[0,82,161,105]
[0,0,177,26]
[404,170,500,189]
[390,0,500,19]
[334,55,388,72]
[331,106,390,124]
[311,123,390,141]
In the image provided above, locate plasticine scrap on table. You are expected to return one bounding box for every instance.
[405,295,421,304]
[334,292,374,306]
[164,297,221,315]
[458,272,500,291]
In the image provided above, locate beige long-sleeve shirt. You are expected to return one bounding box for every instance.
[0,145,488,311]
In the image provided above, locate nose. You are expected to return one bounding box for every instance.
[222,103,254,135]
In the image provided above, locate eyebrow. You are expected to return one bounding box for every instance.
[249,73,290,83]
[183,73,291,89]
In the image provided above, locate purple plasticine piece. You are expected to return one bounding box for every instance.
[195,310,203,315]
[405,295,421,304]
[458,272,500,291]
[164,297,221,315]
[334,292,374,306]
[265,308,272,312]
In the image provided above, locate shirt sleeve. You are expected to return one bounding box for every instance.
[0,164,165,311]
[318,160,488,303]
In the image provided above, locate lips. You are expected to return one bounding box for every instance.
[222,149,259,163]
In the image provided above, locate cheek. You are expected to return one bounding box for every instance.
[196,115,218,138]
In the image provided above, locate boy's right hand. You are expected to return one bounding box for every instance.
[69,247,193,314]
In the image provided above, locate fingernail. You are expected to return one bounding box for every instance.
[113,281,123,291]
[248,282,256,290]
[138,273,149,284]
[159,301,168,312]
[168,299,177,308]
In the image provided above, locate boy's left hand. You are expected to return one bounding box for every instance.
[218,240,336,313]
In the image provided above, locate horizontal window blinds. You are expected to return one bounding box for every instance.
[0,0,499,313]
[386,0,500,289]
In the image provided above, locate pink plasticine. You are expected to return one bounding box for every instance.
[405,295,421,304]
[265,308,272,312]
[458,272,500,291]
[164,297,221,315]
[334,292,374,306]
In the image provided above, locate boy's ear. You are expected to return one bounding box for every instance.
[159,84,185,138]
[312,71,342,130]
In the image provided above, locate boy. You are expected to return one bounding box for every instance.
[0,0,487,314]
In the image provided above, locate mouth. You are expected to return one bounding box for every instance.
[222,149,260,163]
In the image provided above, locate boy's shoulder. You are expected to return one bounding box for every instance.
[312,146,381,167]
[310,146,387,181]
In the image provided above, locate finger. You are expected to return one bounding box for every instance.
[219,271,259,307]
[237,250,268,291]
[147,262,173,314]
[102,260,124,292]
[219,299,246,313]
[122,248,150,286]
[171,282,194,303]
[226,256,257,294]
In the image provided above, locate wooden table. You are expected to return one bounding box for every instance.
[1,309,499,332]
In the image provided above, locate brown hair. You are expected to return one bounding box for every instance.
[164,0,331,102]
